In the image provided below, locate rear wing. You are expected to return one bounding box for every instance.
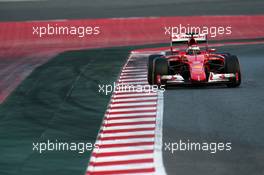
[170,33,208,54]
[171,33,207,44]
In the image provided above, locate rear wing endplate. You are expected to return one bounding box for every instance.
[171,33,207,44]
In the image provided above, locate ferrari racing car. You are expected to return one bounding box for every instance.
[148,33,241,87]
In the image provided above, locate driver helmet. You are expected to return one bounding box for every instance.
[186,45,201,54]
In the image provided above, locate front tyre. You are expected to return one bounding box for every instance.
[147,55,162,85]
[154,58,168,85]
[224,55,241,88]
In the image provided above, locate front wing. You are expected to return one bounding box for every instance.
[161,72,236,85]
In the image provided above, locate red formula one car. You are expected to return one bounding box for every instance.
[148,33,241,87]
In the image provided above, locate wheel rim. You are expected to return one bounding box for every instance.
[156,74,161,85]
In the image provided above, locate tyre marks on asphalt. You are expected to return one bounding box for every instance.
[86,53,166,175]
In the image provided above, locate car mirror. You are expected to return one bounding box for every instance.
[208,48,216,53]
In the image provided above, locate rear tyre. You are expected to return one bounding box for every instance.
[154,58,168,85]
[148,55,162,85]
[224,55,241,88]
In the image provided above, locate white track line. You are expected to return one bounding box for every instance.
[112,97,157,102]
[88,163,154,171]
[110,102,157,107]
[108,107,156,112]
[120,75,147,79]
[94,146,154,153]
[116,81,148,85]
[102,124,156,130]
[154,91,167,175]
[122,68,146,71]
[105,117,156,124]
[113,93,156,98]
[97,138,155,145]
[119,77,147,81]
[106,112,156,118]
[124,67,147,70]
[89,153,153,162]
[100,130,155,137]
[120,72,147,76]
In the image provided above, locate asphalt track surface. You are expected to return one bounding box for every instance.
[0,0,264,21]
[162,44,264,175]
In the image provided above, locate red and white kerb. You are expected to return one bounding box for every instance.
[86,53,166,175]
